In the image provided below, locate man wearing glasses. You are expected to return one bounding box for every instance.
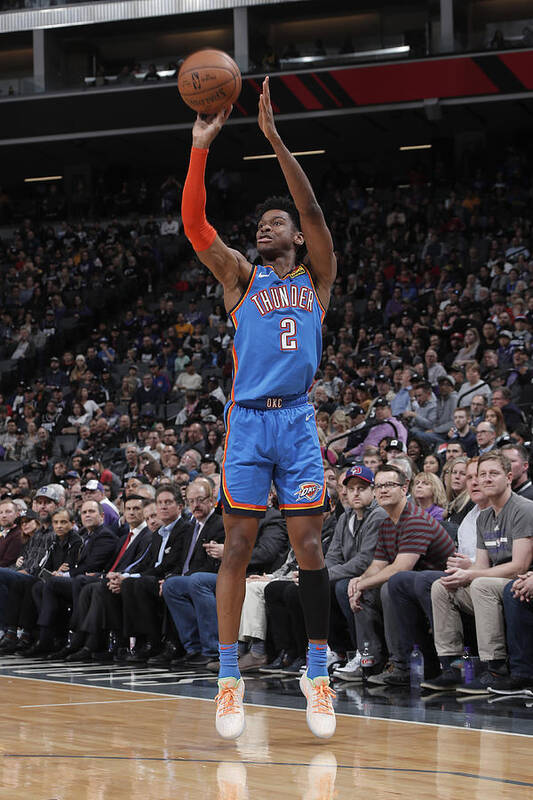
[162,477,225,667]
[347,465,454,685]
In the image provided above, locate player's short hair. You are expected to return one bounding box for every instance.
[256,196,301,231]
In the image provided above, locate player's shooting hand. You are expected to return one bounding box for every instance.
[192,105,232,149]
[258,76,279,143]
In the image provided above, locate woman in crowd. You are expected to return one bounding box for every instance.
[77,387,101,421]
[442,455,473,539]
[407,436,427,472]
[62,401,91,434]
[69,354,88,386]
[455,326,482,365]
[485,405,506,437]
[423,453,441,475]
[412,471,447,520]
[316,411,330,439]
[338,386,357,415]
[205,429,224,465]
[328,410,351,456]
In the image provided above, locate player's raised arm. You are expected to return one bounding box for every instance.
[182,107,251,308]
[258,77,337,305]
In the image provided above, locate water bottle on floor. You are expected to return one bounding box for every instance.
[360,641,375,680]
[463,647,475,685]
[410,644,424,689]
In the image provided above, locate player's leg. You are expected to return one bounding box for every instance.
[286,514,329,673]
[287,513,336,738]
[274,404,335,736]
[214,513,258,740]
[217,512,259,676]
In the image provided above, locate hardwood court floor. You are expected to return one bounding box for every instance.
[0,675,531,800]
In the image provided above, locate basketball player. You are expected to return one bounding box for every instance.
[181,77,336,739]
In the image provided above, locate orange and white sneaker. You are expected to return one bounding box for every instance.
[299,672,336,738]
[215,677,246,739]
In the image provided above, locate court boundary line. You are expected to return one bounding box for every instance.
[1,753,532,788]
[3,672,531,739]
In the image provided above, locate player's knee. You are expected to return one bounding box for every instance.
[294,534,323,568]
[223,532,254,571]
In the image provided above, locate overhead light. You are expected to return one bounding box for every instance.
[399,144,432,151]
[24,175,63,183]
[243,149,325,161]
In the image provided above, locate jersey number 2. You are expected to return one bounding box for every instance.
[280,317,298,351]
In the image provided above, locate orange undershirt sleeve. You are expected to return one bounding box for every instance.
[181,147,218,253]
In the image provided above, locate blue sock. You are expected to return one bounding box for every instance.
[307,642,328,680]
[218,642,240,680]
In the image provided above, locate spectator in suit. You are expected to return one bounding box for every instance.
[26,501,116,656]
[6,508,81,654]
[54,495,153,661]
[81,479,120,530]
[116,485,193,663]
[162,478,225,667]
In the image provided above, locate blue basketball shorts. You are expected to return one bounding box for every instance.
[220,399,329,517]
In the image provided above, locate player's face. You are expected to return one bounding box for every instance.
[256,210,302,256]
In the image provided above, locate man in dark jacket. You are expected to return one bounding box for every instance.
[26,500,116,655]
[114,485,194,662]
[52,494,153,661]
[0,510,53,641]
[161,478,225,667]
[10,508,82,654]
[491,387,525,433]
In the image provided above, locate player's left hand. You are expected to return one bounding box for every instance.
[258,76,279,142]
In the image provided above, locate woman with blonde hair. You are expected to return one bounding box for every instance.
[316,411,330,438]
[69,354,88,385]
[455,327,481,364]
[412,471,447,520]
[485,405,506,437]
[442,455,473,528]
[328,409,351,456]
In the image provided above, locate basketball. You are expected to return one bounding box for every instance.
[178,49,242,115]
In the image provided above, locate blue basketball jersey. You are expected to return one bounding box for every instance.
[229,264,326,404]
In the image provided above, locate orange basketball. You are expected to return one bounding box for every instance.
[178,49,242,115]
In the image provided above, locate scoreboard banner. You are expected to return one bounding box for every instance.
[2,49,533,144]
[233,51,533,116]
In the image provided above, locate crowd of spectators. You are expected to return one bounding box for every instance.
[0,142,532,701]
